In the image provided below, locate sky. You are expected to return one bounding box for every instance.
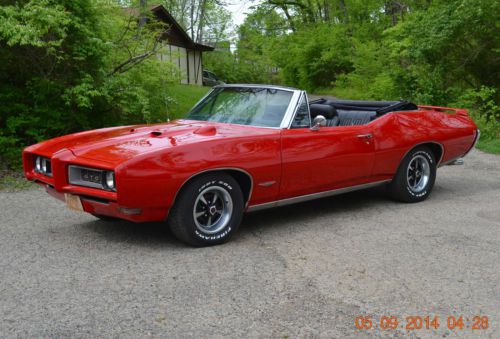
[224,0,260,27]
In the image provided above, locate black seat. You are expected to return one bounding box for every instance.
[310,104,339,127]
[337,110,377,126]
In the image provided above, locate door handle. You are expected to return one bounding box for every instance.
[357,134,373,139]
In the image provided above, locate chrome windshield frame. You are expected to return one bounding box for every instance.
[186,84,304,129]
[286,91,312,129]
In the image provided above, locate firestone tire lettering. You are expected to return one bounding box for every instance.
[390,146,437,203]
[168,173,244,247]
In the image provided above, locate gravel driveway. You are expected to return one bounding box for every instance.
[1,149,499,338]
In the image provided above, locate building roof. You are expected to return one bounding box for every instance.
[150,5,214,52]
[124,5,214,52]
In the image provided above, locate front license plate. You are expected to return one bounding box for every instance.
[65,194,84,212]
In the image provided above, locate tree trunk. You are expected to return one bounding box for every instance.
[282,5,296,32]
[339,0,349,25]
[323,0,330,22]
[190,0,195,39]
[139,0,148,29]
[196,0,207,43]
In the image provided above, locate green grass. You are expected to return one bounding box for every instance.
[0,171,35,191]
[166,84,211,119]
[476,138,500,154]
[470,114,500,155]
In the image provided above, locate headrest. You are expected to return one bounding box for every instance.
[310,104,337,119]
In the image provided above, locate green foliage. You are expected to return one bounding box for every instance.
[250,0,499,153]
[1,0,499,167]
[0,0,179,168]
[161,0,232,45]
[0,0,70,48]
[451,86,500,153]
[332,39,397,100]
[204,6,287,84]
[273,24,353,91]
[382,0,500,105]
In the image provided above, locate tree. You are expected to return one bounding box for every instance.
[0,0,177,168]
[162,0,232,46]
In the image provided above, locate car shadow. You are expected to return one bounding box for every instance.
[78,219,182,248]
[239,186,389,235]
[74,187,389,247]
[75,182,466,246]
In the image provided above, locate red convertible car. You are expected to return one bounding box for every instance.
[23,85,479,246]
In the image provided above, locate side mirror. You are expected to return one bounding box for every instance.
[311,115,327,131]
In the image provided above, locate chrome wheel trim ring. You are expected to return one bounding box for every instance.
[193,186,233,235]
[406,154,431,193]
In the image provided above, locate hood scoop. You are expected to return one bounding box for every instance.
[150,130,163,137]
[194,125,217,136]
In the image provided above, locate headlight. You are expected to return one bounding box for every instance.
[105,171,115,190]
[35,157,42,172]
[34,156,52,176]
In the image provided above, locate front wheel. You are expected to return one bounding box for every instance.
[389,146,437,203]
[167,173,244,246]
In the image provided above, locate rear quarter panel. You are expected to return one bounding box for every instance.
[371,109,477,177]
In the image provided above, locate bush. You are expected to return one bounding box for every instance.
[272,24,353,91]
[451,86,500,153]
[0,0,180,169]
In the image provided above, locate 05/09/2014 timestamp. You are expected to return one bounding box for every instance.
[355,315,489,331]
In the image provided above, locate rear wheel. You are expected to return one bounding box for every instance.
[168,173,244,246]
[390,146,437,202]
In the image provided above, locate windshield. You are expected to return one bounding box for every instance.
[186,87,293,127]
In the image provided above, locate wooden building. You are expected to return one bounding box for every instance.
[151,5,214,86]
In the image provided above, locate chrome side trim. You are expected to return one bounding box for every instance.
[172,167,255,208]
[246,180,391,212]
[258,181,277,187]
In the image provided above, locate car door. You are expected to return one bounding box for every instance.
[280,93,376,199]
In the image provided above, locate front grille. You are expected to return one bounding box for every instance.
[68,165,113,190]
[80,168,103,185]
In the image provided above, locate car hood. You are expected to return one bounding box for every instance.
[32,120,275,166]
